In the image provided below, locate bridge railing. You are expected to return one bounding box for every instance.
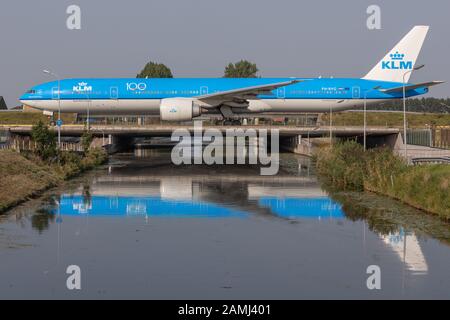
[0,137,84,153]
[406,129,432,147]
[405,128,450,149]
[412,157,450,165]
[433,127,450,149]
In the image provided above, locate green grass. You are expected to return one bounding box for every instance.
[2,111,448,128]
[365,164,450,217]
[0,149,107,213]
[0,111,76,125]
[0,151,61,212]
[321,112,450,128]
[315,141,450,219]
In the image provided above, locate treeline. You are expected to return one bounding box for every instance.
[137,60,258,79]
[369,98,450,114]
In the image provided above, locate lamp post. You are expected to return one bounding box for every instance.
[43,69,61,148]
[329,104,333,147]
[363,86,381,151]
[86,93,90,131]
[402,64,425,161]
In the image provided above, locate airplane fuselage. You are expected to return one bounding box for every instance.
[20,77,427,116]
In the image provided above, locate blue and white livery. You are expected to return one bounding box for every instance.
[20,26,443,121]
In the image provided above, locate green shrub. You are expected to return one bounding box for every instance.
[81,130,93,154]
[315,141,366,191]
[31,120,57,162]
[364,147,407,194]
[315,140,450,219]
[390,165,450,217]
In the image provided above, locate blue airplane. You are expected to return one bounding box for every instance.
[54,194,344,220]
[20,26,443,124]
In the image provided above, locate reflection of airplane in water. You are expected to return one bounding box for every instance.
[381,228,428,275]
[54,173,343,220]
[52,168,429,274]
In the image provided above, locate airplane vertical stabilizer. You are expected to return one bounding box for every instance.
[363,26,429,83]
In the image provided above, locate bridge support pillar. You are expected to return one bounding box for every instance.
[280,135,313,156]
[356,132,403,151]
[91,135,132,154]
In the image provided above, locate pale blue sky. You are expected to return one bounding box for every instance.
[0,0,449,107]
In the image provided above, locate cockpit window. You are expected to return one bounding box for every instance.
[26,89,36,94]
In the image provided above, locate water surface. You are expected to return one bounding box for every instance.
[1,150,450,299]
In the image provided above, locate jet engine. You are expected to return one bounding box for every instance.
[160,98,202,121]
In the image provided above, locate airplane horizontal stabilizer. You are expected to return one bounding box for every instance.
[380,81,445,93]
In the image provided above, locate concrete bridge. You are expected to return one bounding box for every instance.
[0,124,400,138]
[2,124,449,163]
[1,124,401,153]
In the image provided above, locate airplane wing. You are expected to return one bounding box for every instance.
[195,80,302,103]
[380,81,444,93]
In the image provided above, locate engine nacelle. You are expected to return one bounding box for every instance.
[160,98,201,121]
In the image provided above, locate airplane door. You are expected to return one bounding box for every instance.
[200,86,208,95]
[352,87,361,99]
[277,87,285,99]
[110,87,118,99]
[52,87,59,99]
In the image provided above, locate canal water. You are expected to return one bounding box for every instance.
[1,149,450,299]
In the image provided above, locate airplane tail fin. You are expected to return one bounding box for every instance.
[363,26,429,83]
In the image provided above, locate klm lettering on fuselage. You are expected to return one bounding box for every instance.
[381,51,413,70]
[73,82,93,93]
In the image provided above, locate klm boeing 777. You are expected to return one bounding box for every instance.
[20,26,443,123]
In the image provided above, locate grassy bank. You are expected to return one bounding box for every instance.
[0,149,107,213]
[315,141,450,219]
[321,112,450,128]
[2,111,449,128]
[330,191,450,244]
[0,111,76,125]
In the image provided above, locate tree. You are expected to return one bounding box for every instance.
[31,208,55,234]
[137,62,173,78]
[224,60,259,78]
[81,129,93,154]
[369,97,450,114]
[31,120,57,161]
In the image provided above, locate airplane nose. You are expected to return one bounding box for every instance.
[20,100,36,107]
